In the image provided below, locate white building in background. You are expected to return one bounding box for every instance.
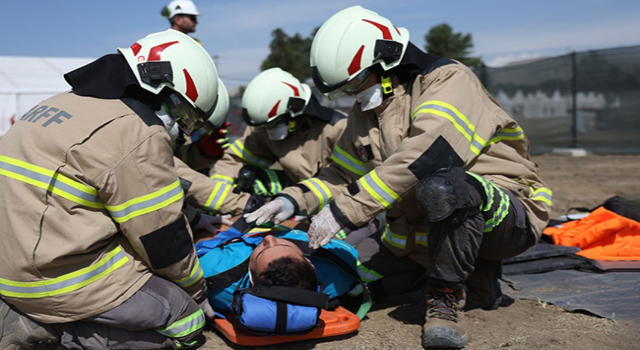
[0,56,93,137]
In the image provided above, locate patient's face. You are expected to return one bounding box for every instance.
[249,235,306,277]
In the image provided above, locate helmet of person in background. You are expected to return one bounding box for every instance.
[118,29,219,135]
[199,78,228,135]
[310,6,410,99]
[242,67,311,127]
[161,0,201,19]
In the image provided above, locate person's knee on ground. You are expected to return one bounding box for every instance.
[0,298,61,350]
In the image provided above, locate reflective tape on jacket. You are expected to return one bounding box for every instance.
[487,127,525,145]
[331,145,367,176]
[530,187,553,206]
[411,100,487,155]
[105,180,184,224]
[0,155,103,209]
[300,178,332,211]
[173,261,203,288]
[358,170,400,209]
[382,225,406,249]
[210,174,234,185]
[0,246,129,299]
[347,283,364,297]
[415,232,428,247]
[157,309,206,338]
[357,261,383,283]
[204,181,232,213]
[229,139,273,169]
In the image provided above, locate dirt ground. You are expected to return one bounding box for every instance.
[201,154,640,350]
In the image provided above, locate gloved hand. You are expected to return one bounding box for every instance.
[244,197,295,225]
[199,121,230,158]
[194,214,232,234]
[308,205,344,249]
[199,299,215,319]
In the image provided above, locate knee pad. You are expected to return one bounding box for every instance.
[416,167,471,222]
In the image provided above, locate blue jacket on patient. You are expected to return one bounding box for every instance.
[196,227,360,311]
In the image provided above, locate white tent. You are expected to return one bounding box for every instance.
[0,56,94,136]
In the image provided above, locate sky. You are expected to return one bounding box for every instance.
[2,0,640,93]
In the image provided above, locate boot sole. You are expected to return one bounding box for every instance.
[422,326,469,348]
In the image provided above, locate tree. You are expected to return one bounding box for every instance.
[261,29,313,82]
[425,24,482,67]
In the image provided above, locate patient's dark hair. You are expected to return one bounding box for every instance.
[254,256,318,291]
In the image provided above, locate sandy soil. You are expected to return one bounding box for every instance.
[201,154,640,350]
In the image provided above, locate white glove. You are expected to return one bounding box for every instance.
[244,197,295,225]
[194,214,232,234]
[199,299,215,319]
[308,205,344,249]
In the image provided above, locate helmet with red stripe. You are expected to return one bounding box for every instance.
[118,29,219,134]
[310,6,409,96]
[241,68,311,127]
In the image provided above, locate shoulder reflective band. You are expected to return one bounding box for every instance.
[205,181,232,213]
[300,178,332,211]
[357,170,400,209]
[487,127,525,146]
[229,139,273,169]
[0,155,103,209]
[356,261,383,283]
[331,145,367,176]
[157,309,206,338]
[0,246,128,298]
[415,232,428,247]
[483,183,510,232]
[381,224,407,249]
[411,100,487,155]
[530,187,553,206]
[173,261,204,288]
[210,174,235,185]
[105,180,183,223]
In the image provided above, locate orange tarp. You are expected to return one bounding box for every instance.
[544,207,640,261]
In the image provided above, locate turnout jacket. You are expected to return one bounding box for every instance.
[0,92,207,323]
[210,111,347,187]
[174,157,251,216]
[280,56,552,266]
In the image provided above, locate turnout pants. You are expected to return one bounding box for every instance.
[61,275,205,350]
[356,174,536,295]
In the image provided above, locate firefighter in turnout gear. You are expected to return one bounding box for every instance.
[0,29,223,349]
[210,67,347,197]
[246,6,553,349]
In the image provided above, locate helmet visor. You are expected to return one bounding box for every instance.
[163,91,217,135]
[312,66,371,100]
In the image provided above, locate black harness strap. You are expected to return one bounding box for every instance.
[205,257,249,290]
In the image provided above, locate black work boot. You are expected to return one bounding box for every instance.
[464,258,503,311]
[422,285,468,349]
[0,298,61,350]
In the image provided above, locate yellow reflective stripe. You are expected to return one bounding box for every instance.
[484,184,510,232]
[204,182,231,213]
[105,180,184,223]
[382,225,406,249]
[264,169,282,194]
[358,170,400,209]
[210,174,234,185]
[347,284,364,296]
[531,187,553,206]
[0,155,103,209]
[230,140,272,168]
[0,246,129,298]
[487,127,525,145]
[157,309,206,338]
[357,261,383,283]
[173,261,203,288]
[411,100,486,155]
[331,145,367,176]
[300,178,332,211]
[467,172,494,211]
[415,232,428,247]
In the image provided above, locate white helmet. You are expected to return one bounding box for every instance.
[118,29,219,134]
[241,68,311,127]
[162,0,201,19]
[310,6,409,95]
[206,78,229,129]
